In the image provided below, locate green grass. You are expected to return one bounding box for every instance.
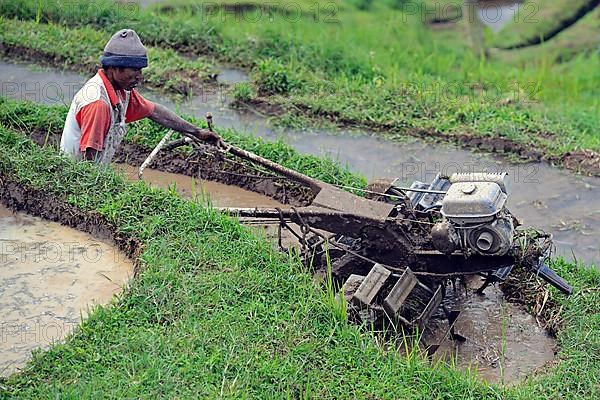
[0,96,366,189]
[0,120,599,398]
[145,0,349,17]
[0,17,215,96]
[492,0,599,49]
[496,6,600,63]
[1,0,599,166]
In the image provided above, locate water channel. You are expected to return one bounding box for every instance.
[477,0,523,33]
[0,204,133,377]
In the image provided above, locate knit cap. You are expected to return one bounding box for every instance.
[100,29,148,69]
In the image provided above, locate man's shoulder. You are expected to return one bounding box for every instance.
[74,74,110,108]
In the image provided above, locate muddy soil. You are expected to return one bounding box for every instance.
[425,276,556,384]
[0,175,139,377]
[114,163,283,208]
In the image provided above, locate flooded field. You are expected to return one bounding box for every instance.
[0,204,133,377]
[1,59,597,267]
[0,0,597,396]
[426,277,556,384]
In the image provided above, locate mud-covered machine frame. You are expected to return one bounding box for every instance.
[141,118,573,342]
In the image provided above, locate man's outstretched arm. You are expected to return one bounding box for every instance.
[148,103,223,145]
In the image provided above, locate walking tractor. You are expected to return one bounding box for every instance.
[141,115,573,350]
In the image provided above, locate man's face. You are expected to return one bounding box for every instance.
[108,67,143,91]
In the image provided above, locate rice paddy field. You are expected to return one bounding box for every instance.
[0,0,599,398]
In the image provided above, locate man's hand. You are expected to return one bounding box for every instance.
[194,129,229,150]
[149,103,229,150]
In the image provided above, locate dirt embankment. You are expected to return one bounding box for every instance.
[156,2,319,20]
[0,172,143,276]
[28,129,314,207]
[234,98,600,177]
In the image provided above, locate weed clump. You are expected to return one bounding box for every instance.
[233,82,256,102]
[254,58,300,95]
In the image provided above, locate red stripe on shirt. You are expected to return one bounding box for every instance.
[125,89,155,123]
[76,100,111,152]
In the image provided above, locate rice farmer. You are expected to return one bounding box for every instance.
[60,29,223,164]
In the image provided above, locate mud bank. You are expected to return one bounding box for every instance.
[25,128,313,208]
[0,175,139,377]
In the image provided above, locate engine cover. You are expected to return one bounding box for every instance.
[441,181,507,224]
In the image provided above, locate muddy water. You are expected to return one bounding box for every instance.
[114,163,282,208]
[113,164,295,246]
[477,1,523,33]
[0,204,133,377]
[0,59,598,266]
[217,68,250,85]
[426,277,555,384]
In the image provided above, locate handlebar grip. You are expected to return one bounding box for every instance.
[535,262,573,296]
